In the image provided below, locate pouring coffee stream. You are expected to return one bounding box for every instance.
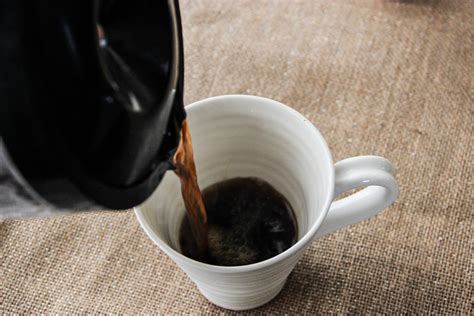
[173,120,209,256]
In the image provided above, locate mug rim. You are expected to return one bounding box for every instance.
[134,94,335,273]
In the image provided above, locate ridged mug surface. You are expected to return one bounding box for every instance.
[135,95,335,310]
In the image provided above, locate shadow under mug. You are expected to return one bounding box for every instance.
[135,95,399,311]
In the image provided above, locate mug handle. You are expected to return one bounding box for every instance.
[315,156,399,238]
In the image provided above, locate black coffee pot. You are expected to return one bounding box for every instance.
[0,0,186,217]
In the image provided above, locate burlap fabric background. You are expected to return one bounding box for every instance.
[1,0,472,314]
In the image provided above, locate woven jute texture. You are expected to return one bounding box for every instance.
[1,0,472,314]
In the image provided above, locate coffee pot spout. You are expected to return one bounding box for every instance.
[0,0,186,217]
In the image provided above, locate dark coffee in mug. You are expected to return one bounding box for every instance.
[179,177,298,266]
[173,120,298,266]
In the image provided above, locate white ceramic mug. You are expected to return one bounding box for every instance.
[135,95,399,311]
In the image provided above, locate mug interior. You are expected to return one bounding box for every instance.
[137,95,334,264]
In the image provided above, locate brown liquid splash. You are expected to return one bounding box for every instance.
[173,119,208,256]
